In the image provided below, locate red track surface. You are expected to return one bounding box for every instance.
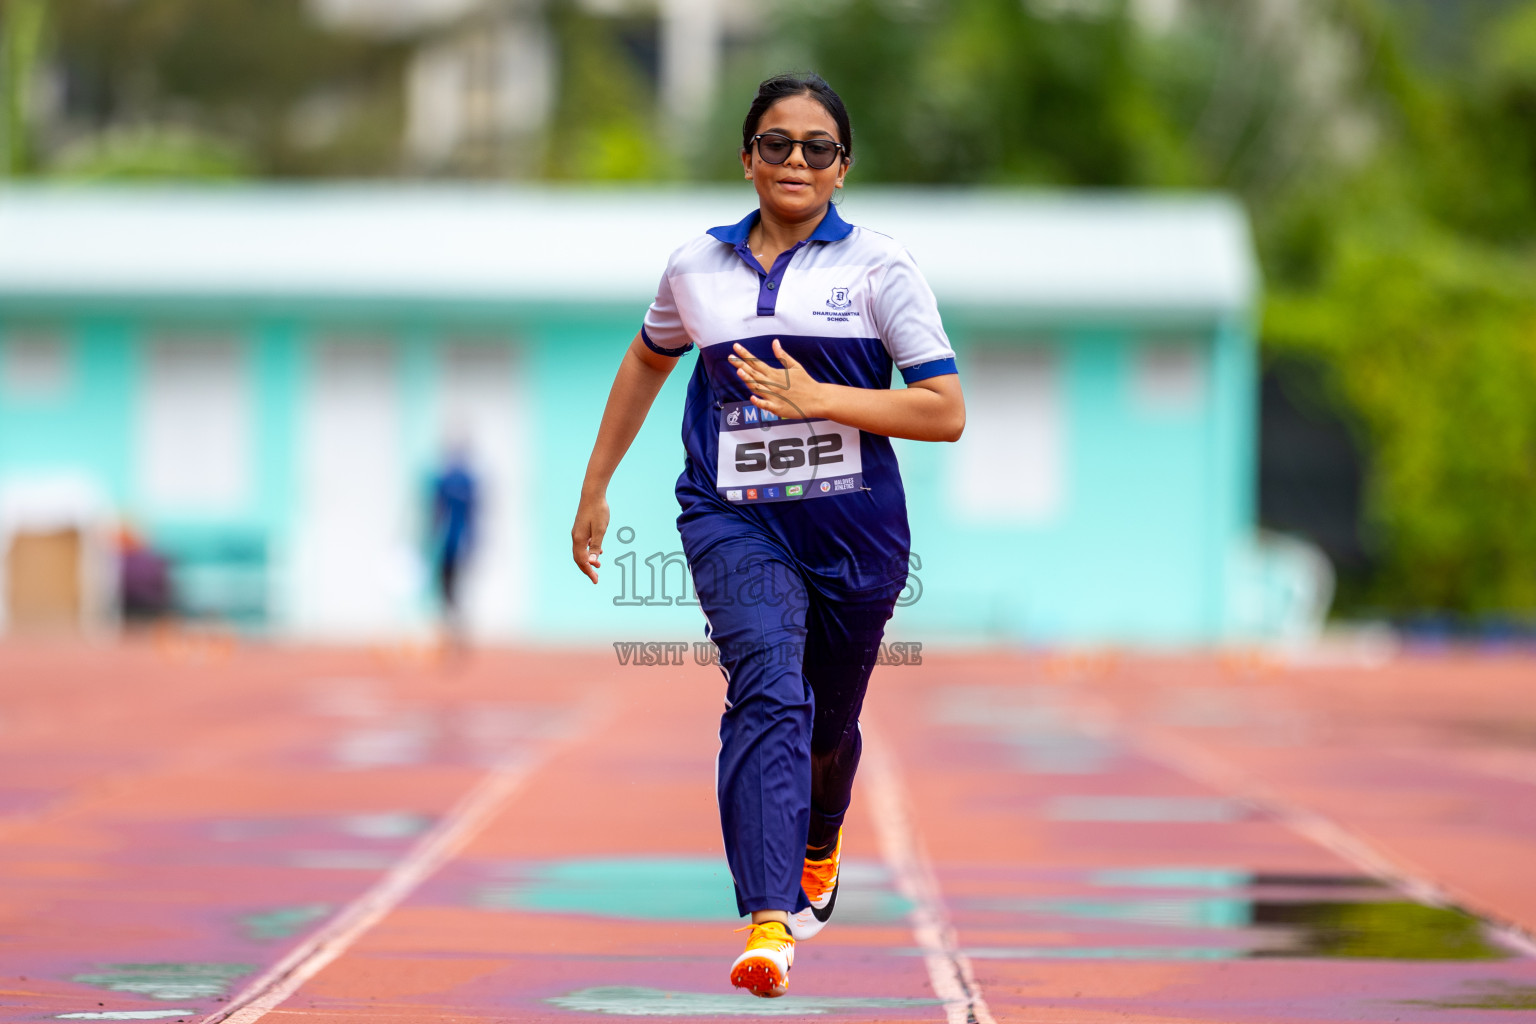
[3,642,1535,1022]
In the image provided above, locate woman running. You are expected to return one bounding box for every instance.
[570,72,964,998]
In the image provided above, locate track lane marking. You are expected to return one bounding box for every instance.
[202,698,608,1024]
[862,725,996,1024]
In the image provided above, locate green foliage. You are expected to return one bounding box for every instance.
[1266,215,1536,612]
[1,0,48,174]
[1465,1,1536,238]
[45,0,408,177]
[543,2,656,182]
[1257,0,1536,615]
[765,0,1191,186]
[49,125,252,180]
[752,0,1536,615]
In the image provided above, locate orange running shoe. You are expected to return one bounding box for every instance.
[788,828,842,940]
[729,920,795,997]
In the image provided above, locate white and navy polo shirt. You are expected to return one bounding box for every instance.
[642,204,958,595]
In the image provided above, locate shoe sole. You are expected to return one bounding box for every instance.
[730,956,788,998]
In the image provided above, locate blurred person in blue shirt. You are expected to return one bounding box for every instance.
[430,438,478,646]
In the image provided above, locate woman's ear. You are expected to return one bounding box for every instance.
[741,148,753,180]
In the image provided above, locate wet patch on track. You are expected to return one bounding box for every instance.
[1249,899,1512,960]
[954,868,1513,960]
[239,903,332,940]
[546,985,941,1016]
[1403,980,1536,1010]
[948,866,1514,961]
[475,856,911,924]
[55,1011,199,1021]
[70,963,255,1001]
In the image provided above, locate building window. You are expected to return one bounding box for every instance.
[138,335,253,514]
[1133,338,1207,414]
[1,328,71,401]
[948,345,1065,525]
[287,336,409,635]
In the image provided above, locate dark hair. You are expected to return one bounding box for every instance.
[741,73,853,162]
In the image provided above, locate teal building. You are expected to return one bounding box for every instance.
[0,186,1269,645]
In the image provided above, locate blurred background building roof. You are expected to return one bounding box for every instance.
[0,187,1256,314]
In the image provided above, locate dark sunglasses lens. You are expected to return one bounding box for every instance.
[803,141,839,169]
[756,137,792,163]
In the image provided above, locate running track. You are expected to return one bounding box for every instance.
[3,642,1535,1022]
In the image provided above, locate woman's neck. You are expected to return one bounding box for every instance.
[750,204,826,262]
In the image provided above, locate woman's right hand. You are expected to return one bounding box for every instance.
[570,330,677,586]
[571,490,611,585]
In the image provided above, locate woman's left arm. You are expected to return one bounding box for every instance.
[729,339,965,443]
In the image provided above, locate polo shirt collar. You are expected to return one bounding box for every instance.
[706,204,854,246]
[809,202,854,241]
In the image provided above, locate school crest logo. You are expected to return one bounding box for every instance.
[826,286,852,310]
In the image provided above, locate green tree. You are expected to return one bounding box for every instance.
[762,0,1190,186]
[46,0,408,177]
[750,0,1536,616]
[542,1,656,182]
[1,0,47,174]
[1259,0,1536,615]
[1266,219,1536,611]
[49,125,251,180]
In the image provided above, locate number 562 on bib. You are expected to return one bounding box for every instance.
[715,400,864,504]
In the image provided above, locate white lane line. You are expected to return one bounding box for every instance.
[203,705,604,1024]
[1116,716,1536,960]
[862,726,996,1024]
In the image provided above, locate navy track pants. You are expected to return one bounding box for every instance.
[691,533,902,916]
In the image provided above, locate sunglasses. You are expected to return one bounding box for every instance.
[750,133,847,171]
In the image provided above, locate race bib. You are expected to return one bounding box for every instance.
[716,400,864,504]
